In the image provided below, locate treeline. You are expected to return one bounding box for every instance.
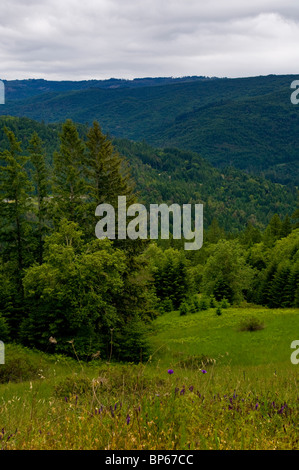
[0,116,297,232]
[0,119,298,362]
[3,75,298,186]
[114,139,297,231]
[0,120,154,361]
[142,212,299,314]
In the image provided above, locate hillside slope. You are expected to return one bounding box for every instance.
[2,75,298,185]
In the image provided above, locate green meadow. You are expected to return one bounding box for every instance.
[0,306,298,450]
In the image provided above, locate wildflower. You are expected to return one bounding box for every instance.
[49,336,57,344]
[189,386,194,392]
[201,370,207,374]
[126,414,130,425]
[255,403,259,410]
[180,388,185,395]
[168,369,174,375]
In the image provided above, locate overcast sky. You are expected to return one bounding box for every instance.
[1,0,299,80]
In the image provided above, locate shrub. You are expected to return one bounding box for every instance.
[53,375,92,398]
[191,296,200,312]
[160,298,173,313]
[112,318,152,363]
[0,353,42,383]
[239,316,265,332]
[221,297,230,309]
[216,306,222,316]
[179,302,189,316]
[198,297,209,311]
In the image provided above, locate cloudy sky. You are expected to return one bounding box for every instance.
[1,0,299,80]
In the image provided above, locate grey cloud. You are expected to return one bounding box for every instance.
[0,0,298,80]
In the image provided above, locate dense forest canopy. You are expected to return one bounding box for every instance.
[2,74,299,185]
[0,117,298,362]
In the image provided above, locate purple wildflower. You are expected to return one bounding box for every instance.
[126,414,130,425]
[168,369,174,375]
[202,370,207,374]
[189,386,194,392]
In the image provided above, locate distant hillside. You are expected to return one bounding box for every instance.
[1,74,298,185]
[2,76,214,101]
[0,116,296,232]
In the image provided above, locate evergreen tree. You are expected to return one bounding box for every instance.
[291,192,299,228]
[280,214,292,238]
[85,121,135,206]
[84,121,136,242]
[52,119,85,226]
[0,127,33,288]
[263,214,282,246]
[206,218,226,244]
[240,222,262,248]
[28,132,49,264]
[268,262,292,308]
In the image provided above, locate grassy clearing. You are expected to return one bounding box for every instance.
[0,307,298,450]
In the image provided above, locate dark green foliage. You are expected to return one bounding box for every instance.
[221,298,230,309]
[179,302,189,316]
[209,296,217,308]
[216,306,222,316]
[3,75,299,185]
[152,248,190,309]
[159,298,174,313]
[213,279,234,304]
[0,127,34,274]
[255,229,299,308]
[0,347,43,383]
[0,100,298,367]
[27,132,49,264]
[198,297,209,311]
[0,313,9,342]
[112,317,152,363]
[190,296,200,313]
[20,220,127,359]
[53,375,92,398]
[239,316,265,332]
[52,119,86,226]
[0,116,296,233]
[0,122,156,362]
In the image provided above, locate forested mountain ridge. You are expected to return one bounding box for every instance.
[0,116,297,231]
[2,74,298,185]
[2,76,217,101]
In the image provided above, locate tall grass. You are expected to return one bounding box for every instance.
[0,307,298,449]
